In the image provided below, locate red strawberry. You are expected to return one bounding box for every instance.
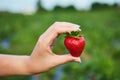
[64,31,85,57]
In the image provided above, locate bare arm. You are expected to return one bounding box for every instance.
[0,22,81,76]
[0,54,29,76]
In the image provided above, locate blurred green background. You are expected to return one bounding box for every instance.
[0,1,120,80]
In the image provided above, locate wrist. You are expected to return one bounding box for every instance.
[24,56,46,75]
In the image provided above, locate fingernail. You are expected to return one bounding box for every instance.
[79,28,82,31]
[73,25,81,30]
[74,57,82,63]
[79,58,82,63]
[74,25,80,28]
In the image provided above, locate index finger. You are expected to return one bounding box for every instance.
[51,22,81,34]
[39,22,80,46]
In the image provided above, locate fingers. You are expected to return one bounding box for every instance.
[53,54,81,66]
[39,22,80,48]
[51,22,80,34]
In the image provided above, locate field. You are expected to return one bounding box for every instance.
[0,7,120,80]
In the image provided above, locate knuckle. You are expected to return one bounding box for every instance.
[55,21,61,24]
[54,21,61,25]
[51,23,60,32]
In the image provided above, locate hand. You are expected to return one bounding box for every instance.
[27,22,81,74]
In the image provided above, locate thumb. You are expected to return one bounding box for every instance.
[54,54,81,66]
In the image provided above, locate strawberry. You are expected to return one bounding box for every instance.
[64,29,85,57]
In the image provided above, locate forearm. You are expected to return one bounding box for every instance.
[0,54,31,76]
[0,22,81,76]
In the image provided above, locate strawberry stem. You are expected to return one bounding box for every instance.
[65,28,82,38]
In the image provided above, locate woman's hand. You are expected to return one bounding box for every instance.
[27,22,81,74]
[0,22,81,76]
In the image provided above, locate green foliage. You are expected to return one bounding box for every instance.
[65,30,82,38]
[0,7,120,80]
[0,76,29,80]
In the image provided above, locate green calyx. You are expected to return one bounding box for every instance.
[66,29,82,38]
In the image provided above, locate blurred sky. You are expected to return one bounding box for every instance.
[0,0,120,14]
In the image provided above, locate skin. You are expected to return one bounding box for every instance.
[0,22,81,76]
